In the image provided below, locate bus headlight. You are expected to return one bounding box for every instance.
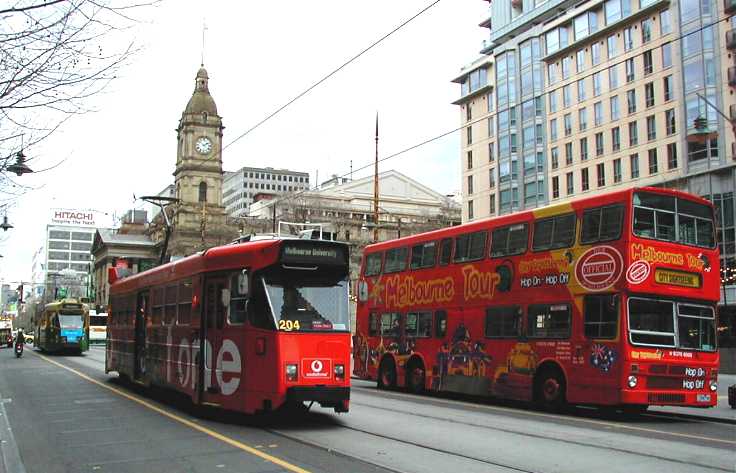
[709,380,717,391]
[334,364,345,380]
[627,375,638,388]
[285,364,298,382]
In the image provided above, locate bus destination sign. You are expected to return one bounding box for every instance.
[654,269,701,288]
[281,242,347,265]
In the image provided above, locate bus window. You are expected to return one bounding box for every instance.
[177,280,192,325]
[632,192,716,245]
[228,272,247,324]
[384,247,408,273]
[439,239,452,266]
[164,285,177,325]
[152,287,164,325]
[532,213,576,251]
[369,312,380,336]
[406,311,432,338]
[584,294,618,339]
[491,223,528,258]
[365,253,382,276]
[527,304,571,339]
[485,306,519,338]
[411,241,437,270]
[381,312,401,337]
[435,310,447,337]
[453,231,487,263]
[581,205,623,244]
[628,298,676,346]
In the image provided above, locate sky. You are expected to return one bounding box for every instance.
[0,0,489,284]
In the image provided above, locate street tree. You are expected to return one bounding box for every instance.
[0,0,156,195]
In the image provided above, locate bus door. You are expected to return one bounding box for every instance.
[200,276,228,402]
[575,294,622,402]
[134,291,149,382]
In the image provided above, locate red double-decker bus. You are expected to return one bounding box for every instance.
[106,238,351,414]
[353,187,720,411]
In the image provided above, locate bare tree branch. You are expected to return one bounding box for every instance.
[0,0,156,191]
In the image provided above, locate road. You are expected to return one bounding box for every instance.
[1,346,734,473]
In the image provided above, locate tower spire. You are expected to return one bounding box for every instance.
[201,19,207,66]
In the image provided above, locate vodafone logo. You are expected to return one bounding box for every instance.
[626,260,651,285]
[303,358,331,379]
[575,245,623,291]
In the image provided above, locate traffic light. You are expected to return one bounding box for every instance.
[16,284,23,303]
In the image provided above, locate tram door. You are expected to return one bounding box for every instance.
[201,276,227,401]
[134,291,149,381]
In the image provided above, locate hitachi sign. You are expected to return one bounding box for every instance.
[50,209,96,226]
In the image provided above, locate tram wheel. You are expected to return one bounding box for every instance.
[406,360,426,394]
[535,368,566,411]
[377,358,397,390]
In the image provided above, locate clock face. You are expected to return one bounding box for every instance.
[195,137,212,154]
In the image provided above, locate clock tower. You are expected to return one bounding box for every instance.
[166,65,237,258]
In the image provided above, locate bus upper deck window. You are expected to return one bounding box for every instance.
[364,253,382,277]
[439,239,452,266]
[633,192,715,247]
[581,205,623,244]
[384,247,408,273]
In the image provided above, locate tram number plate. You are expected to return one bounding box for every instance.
[696,394,711,403]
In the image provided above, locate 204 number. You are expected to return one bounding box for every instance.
[278,320,301,331]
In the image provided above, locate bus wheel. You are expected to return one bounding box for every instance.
[377,358,397,390]
[535,368,566,411]
[406,360,426,394]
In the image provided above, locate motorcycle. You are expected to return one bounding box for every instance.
[14,341,23,358]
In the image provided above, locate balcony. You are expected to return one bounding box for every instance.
[728,29,736,50]
[726,0,736,14]
[729,67,736,87]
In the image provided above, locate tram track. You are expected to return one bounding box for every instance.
[264,397,733,473]
[66,350,734,473]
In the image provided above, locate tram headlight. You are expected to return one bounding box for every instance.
[285,364,298,382]
[334,364,345,380]
[709,380,718,391]
[627,375,638,388]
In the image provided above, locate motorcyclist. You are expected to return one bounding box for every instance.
[15,328,24,349]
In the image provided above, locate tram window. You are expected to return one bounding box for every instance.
[491,223,529,257]
[364,253,382,276]
[164,285,177,325]
[228,272,247,325]
[581,205,623,244]
[247,278,275,329]
[411,241,437,270]
[206,280,227,329]
[453,231,487,263]
[485,306,519,338]
[369,312,380,336]
[439,238,452,266]
[527,304,571,339]
[435,310,447,338]
[152,287,164,325]
[381,312,401,337]
[584,294,618,339]
[177,280,192,325]
[384,247,408,273]
[532,213,576,251]
[406,311,432,338]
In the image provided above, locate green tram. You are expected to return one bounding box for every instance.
[35,299,89,354]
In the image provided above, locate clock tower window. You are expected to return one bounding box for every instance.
[199,181,207,203]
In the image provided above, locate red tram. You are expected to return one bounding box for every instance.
[106,238,351,414]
